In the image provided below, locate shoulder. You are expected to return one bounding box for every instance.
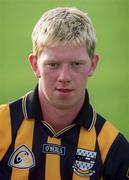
[0,103,9,114]
[95,114,119,162]
[103,133,129,179]
[95,113,129,178]
[0,97,25,127]
[95,113,129,160]
[0,98,23,118]
[0,103,11,160]
[0,98,24,160]
[0,104,10,129]
[95,113,119,136]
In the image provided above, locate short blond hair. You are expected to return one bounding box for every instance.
[32,7,96,59]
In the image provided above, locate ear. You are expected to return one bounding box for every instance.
[28,54,40,78]
[88,54,99,76]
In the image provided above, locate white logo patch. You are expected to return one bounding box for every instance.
[8,144,35,169]
[43,144,66,156]
[72,148,97,177]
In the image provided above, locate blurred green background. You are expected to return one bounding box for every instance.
[0,0,128,139]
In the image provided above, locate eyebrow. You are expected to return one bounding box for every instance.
[44,59,87,62]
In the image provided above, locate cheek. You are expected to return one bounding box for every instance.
[76,71,90,87]
[75,65,91,76]
[74,75,87,88]
[40,70,58,86]
[76,69,89,81]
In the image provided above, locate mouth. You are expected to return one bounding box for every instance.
[56,88,74,93]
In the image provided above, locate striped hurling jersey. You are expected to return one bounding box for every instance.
[0,85,129,180]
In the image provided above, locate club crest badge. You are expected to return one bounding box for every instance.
[8,144,35,169]
[72,148,97,177]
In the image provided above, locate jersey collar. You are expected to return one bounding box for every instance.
[22,85,96,131]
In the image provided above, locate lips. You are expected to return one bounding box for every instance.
[56,88,73,93]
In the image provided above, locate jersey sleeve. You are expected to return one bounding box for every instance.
[0,104,12,161]
[103,133,129,180]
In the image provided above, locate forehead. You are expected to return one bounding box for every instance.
[39,45,89,61]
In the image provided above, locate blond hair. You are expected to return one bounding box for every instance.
[32,7,96,59]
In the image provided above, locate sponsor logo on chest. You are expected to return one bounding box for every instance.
[43,144,66,156]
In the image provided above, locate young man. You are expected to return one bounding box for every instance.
[0,7,129,180]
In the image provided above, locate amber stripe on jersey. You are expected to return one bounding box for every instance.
[0,104,12,160]
[10,118,35,180]
[72,126,96,180]
[45,137,61,180]
[97,121,119,163]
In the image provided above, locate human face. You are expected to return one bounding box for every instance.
[29,45,98,110]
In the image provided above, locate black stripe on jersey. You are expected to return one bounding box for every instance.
[0,144,14,180]
[29,120,48,180]
[95,114,106,136]
[0,98,24,180]
[60,125,80,180]
[90,141,103,180]
[103,133,129,178]
[9,99,24,140]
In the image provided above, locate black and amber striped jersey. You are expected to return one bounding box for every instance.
[0,85,129,180]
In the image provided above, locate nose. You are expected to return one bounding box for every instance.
[58,64,72,83]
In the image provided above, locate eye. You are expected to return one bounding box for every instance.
[50,63,58,67]
[71,61,83,68]
[46,62,59,69]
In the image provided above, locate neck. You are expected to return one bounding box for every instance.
[38,92,84,133]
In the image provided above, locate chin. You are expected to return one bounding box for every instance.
[53,99,80,110]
